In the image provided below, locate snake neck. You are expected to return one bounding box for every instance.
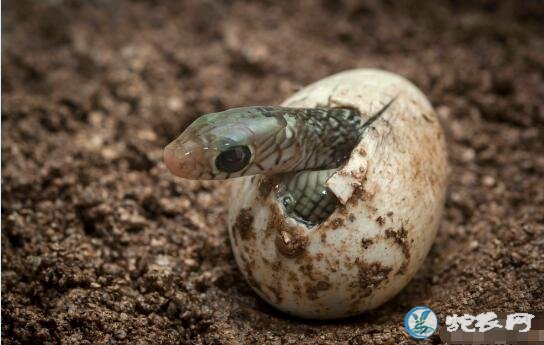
[283,107,364,172]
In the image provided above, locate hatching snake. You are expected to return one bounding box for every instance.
[164,101,394,225]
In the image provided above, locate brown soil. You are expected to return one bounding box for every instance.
[2,1,544,344]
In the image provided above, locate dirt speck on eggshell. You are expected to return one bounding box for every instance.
[233,208,255,241]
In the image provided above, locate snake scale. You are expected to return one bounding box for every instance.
[164,100,394,225]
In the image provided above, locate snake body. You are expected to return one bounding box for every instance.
[164,102,393,225]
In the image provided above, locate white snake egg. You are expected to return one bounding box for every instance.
[228,69,449,319]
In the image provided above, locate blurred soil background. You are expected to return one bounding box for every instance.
[2,0,544,344]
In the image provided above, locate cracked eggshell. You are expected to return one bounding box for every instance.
[227,69,449,319]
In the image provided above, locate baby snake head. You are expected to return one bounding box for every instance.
[164,107,290,180]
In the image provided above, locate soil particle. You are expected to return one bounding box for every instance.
[361,238,374,250]
[320,231,327,243]
[385,226,410,259]
[306,280,331,300]
[258,176,277,199]
[396,261,409,277]
[298,263,317,281]
[329,217,345,229]
[241,259,262,297]
[264,284,282,304]
[3,1,544,344]
[268,205,308,258]
[354,259,393,298]
[232,208,255,241]
[275,230,308,258]
[346,183,374,208]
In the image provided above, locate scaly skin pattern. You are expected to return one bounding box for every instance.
[164,103,393,225]
[165,106,363,179]
[278,169,338,225]
[278,107,363,172]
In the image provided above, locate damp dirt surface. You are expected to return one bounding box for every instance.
[2,1,544,344]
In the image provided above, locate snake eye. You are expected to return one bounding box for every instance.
[215,145,251,173]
